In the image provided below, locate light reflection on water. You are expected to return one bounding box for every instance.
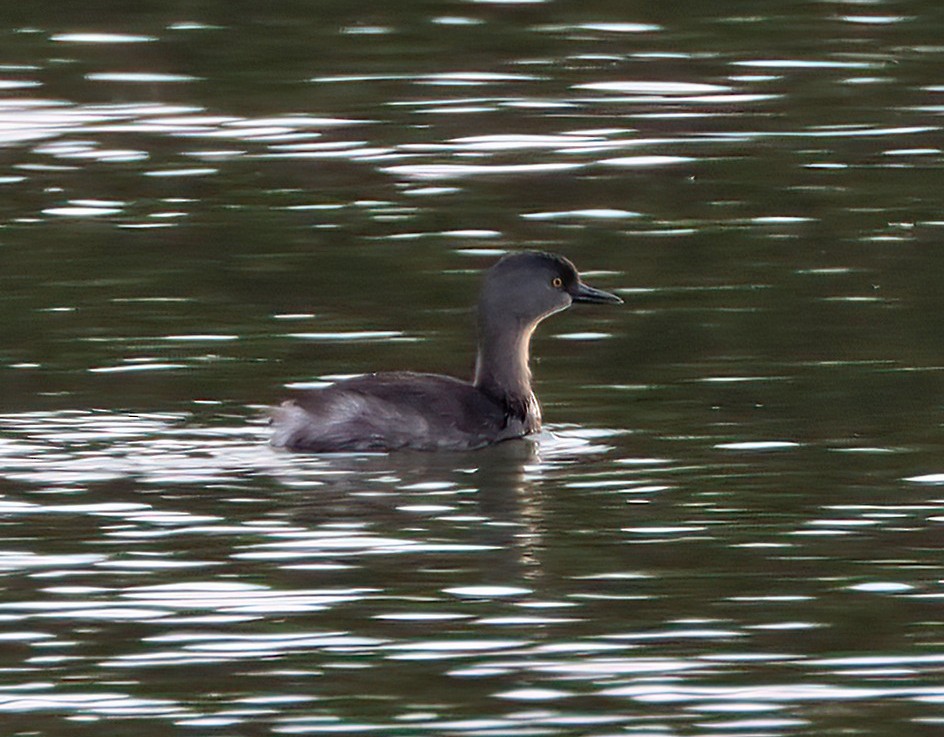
[0,406,943,732]
[2,3,944,735]
[1,68,936,229]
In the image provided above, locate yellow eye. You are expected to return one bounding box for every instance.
[552,277,563,288]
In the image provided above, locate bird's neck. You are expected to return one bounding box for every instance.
[473,320,540,426]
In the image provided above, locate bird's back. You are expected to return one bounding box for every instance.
[270,372,534,452]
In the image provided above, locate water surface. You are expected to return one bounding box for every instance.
[2,3,944,735]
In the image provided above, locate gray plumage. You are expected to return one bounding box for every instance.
[271,252,621,452]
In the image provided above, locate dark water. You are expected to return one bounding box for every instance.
[2,2,944,735]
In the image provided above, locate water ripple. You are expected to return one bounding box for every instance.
[2,9,944,735]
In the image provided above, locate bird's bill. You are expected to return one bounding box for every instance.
[571,281,623,304]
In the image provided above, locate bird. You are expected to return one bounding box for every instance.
[270,251,622,452]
